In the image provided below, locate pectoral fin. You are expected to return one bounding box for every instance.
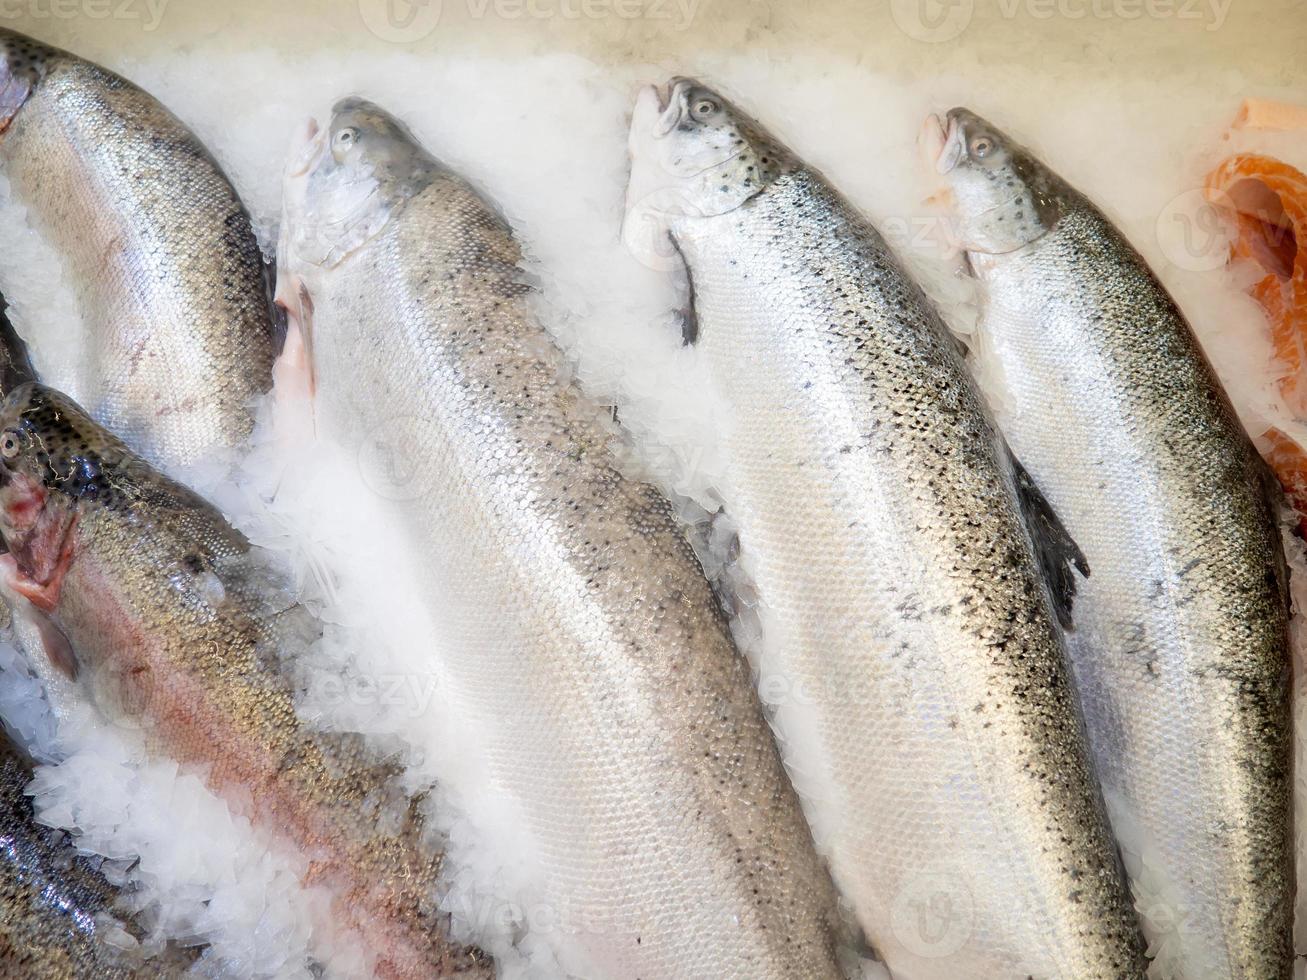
[32,610,77,681]
[1009,449,1089,629]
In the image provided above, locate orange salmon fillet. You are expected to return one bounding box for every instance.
[1206,151,1307,529]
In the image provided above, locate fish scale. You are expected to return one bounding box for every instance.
[0,27,274,478]
[277,98,846,979]
[0,382,492,980]
[625,79,1149,979]
[931,106,1293,979]
[0,734,198,979]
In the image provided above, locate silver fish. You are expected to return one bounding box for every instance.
[275,98,847,979]
[0,28,275,476]
[625,79,1149,979]
[927,107,1294,978]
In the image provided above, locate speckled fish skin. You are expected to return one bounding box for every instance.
[0,27,275,475]
[0,383,491,980]
[276,98,846,979]
[624,79,1149,980]
[0,734,198,979]
[930,107,1294,979]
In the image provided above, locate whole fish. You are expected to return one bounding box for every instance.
[0,381,490,980]
[0,732,198,978]
[624,78,1149,979]
[275,98,846,978]
[0,27,275,475]
[927,107,1294,978]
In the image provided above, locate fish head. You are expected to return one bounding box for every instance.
[280,97,440,273]
[0,29,57,134]
[623,77,793,262]
[0,384,123,589]
[276,98,442,395]
[923,107,1060,255]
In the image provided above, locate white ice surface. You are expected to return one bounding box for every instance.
[0,3,1300,977]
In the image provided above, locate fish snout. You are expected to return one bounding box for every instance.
[924,111,965,175]
[285,117,324,179]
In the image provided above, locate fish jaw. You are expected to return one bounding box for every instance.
[621,86,680,267]
[621,81,709,269]
[0,481,77,615]
[920,111,963,175]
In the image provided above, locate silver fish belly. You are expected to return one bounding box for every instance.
[929,106,1293,979]
[0,28,275,476]
[971,190,1291,979]
[626,80,1148,979]
[278,99,846,979]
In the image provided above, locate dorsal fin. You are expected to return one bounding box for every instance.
[1009,448,1089,629]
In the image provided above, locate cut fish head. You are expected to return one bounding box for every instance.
[923,107,1061,256]
[623,76,794,263]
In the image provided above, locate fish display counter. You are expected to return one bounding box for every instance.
[0,2,1300,978]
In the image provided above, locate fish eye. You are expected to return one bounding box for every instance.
[0,431,20,460]
[969,135,995,158]
[690,98,719,120]
[334,127,359,149]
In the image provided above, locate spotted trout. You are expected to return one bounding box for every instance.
[0,732,198,978]
[0,27,275,475]
[624,78,1149,979]
[275,97,846,978]
[926,107,1294,979]
[0,382,490,980]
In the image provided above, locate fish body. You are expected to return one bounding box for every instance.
[928,108,1294,978]
[0,734,197,978]
[624,80,1148,979]
[0,382,489,980]
[0,28,275,475]
[276,99,846,979]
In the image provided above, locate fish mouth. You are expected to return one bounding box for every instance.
[632,77,696,141]
[924,111,965,175]
[285,116,325,179]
